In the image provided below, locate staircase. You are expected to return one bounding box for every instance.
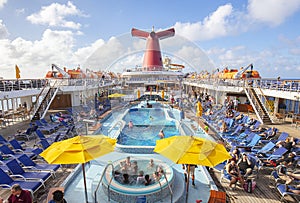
[244,85,273,124]
[31,86,59,121]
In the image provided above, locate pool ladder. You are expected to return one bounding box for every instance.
[93,163,114,203]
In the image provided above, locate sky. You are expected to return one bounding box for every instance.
[0,0,300,79]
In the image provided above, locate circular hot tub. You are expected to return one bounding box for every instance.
[102,157,174,203]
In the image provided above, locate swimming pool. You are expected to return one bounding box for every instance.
[63,102,217,203]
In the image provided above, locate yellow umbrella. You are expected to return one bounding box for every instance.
[137,89,140,99]
[154,136,230,166]
[196,101,202,117]
[15,65,21,79]
[108,93,126,98]
[40,135,116,203]
[154,136,230,203]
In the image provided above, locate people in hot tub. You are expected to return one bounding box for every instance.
[122,173,130,184]
[147,159,156,170]
[136,171,145,185]
[119,156,132,173]
[144,174,152,186]
[130,161,138,175]
[153,171,162,182]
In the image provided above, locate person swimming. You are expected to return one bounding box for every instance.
[128,121,133,128]
[158,130,165,139]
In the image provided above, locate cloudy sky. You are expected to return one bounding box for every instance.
[0,0,300,79]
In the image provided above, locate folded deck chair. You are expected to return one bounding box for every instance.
[18,154,60,177]
[0,145,36,159]
[0,168,43,197]
[6,159,52,187]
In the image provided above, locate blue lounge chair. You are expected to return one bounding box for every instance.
[40,118,61,130]
[18,154,60,177]
[0,134,9,145]
[0,145,36,159]
[258,147,288,168]
[261,132,289,145]
[34,120,55,134]
[250,141,276,156]
[15,126,37,141]
[231,133,261,150]
[9,139,38,155]
[0,168,43,197]
[35,129,56,144]
[276,184,300,202]
[6,159,52,187]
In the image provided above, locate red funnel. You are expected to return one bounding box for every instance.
[132,27,175,71]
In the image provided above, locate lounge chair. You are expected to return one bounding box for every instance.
[15,126,37,141]
[18,154,60,177]
[6,159,52,187]
[9,139,39,155]
[276,184,300,202]
[0,134,10,145]
[258,147,288,169]
[231,134,261,152]
[34,120,55,134]
[0,145,36,159]
[0,168,43,197]
[250,141,276,156]
[35,129,56,144]
[40,118,61,130]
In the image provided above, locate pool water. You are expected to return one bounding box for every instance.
[118,108,179,146]
[118,125,179,146]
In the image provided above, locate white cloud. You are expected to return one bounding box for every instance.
[247,0,300,26]
[174,4,234,41]
[0,29,76,79]
[15,8,25,16]
[0,0,7,9]
[0,20,9,39]
[27,1,82,29]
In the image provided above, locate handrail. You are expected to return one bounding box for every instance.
[161,170,173,203]
[94,163,114,203]
[108,120,126,138]
[256,86,274,114]
[244,86,264,123]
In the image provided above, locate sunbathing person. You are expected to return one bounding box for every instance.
[287,184,300,194]
[259,127,277,138]
[276,137,296,153]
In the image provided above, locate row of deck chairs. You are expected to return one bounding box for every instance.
[0,111,77,198]
[204,105,300,201]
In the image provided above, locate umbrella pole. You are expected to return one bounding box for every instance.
[82,163,89,203]
[185,164,190,203]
